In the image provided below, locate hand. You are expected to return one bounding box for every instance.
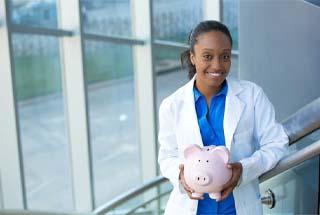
[179,164,204,200]
[217,162,243,202]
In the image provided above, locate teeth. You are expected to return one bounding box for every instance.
[208,72,222,77]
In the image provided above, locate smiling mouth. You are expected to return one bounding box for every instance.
[206,72,224,77]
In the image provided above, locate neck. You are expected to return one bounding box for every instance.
[195,81,222,105]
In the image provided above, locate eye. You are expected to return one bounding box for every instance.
[206,160,209,163]
[198,160,201,162]
[221,54,230,61]
[203,54,212,61]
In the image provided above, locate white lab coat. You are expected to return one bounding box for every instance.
[158,76,288,215]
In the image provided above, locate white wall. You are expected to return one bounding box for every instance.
[239,0,320,121]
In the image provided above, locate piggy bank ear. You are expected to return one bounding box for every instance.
[184,144,201,158]
[211,146,230,163]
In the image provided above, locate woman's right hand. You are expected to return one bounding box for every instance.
[179,164,204,200]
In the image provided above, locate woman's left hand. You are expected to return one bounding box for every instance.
[217,162,243,202]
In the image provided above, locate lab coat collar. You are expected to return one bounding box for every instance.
[180,74,245,150]
[224,77,245,149]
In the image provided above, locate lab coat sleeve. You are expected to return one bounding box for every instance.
[239,86,289,186]
[157,98,185,193]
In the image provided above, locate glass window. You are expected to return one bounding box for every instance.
[152,0,203,43]
[11,34,73,210]
[153,0,203,110]
[83,40,140,207]
[222,0,239,50]
[80,0,132,37]
[9,0,58,28]
[154,47,188,109]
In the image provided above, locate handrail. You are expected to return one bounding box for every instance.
[93,176,168,215]
[259,139,320,182]
[94,97,320,214]
[125,190,171,214]
[282,97,320,144]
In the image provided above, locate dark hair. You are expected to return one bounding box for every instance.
[181,20,233,79]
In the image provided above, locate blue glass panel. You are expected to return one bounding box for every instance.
[9,0,58,28]
[12,33,73,210]
[81,0,132,36]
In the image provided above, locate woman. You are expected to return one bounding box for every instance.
[158,20,288,215]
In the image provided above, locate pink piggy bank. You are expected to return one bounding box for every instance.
[183,144,232,199]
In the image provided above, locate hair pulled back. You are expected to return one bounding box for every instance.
[181,20,233,79]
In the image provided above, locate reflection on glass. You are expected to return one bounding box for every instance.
[222,0,239,50]
[84,41,140,207]
[261,156,319,214]
[81,0,132,36]
[153,0,203,43]
[261,129,320,214]
[9,0,58,28]
[11,34,73,210]
[154,47,188,110]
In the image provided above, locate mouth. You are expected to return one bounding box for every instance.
[206,71,225,77]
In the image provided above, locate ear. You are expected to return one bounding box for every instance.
[211,146,230,163]
[189,51,195,66]
[184,144,201,158]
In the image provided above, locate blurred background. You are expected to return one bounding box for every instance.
[0,0,319,214]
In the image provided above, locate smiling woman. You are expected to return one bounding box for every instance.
[158,20,288,215]
[189,31,231,101]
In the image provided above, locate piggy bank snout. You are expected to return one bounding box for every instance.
[193,172,211,186]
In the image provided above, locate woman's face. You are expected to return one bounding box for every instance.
[190,31,231,92]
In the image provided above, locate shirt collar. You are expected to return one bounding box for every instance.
[193,80,228,102]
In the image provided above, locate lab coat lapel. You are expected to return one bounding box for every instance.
[224,78,245,149]
[180,77,203,148]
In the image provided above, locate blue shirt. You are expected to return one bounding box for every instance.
[193,81,236,215]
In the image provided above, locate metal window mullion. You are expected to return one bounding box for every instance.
[58,0,93,211]
[132,0,157,183]
[83,32,144,45]
[9,24,73,37]
[203,0,220,21]
[0,0,26,209]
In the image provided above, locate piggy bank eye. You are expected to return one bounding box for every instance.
[207,148,210,151]
[206,160,209,163]
[198,159,201,162]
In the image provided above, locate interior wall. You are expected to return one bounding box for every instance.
[239,0,320,121]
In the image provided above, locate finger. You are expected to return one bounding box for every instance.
[190,196,204,200]
[179,174,194,192]
[181,180,194,193]
[179,164,184,170]
[182,183,193,193]
[217,187,232,202]
[221,179,235,190]
[187,192,204,200]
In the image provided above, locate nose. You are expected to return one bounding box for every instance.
[194,173,211,186]
[210,57,224,71]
